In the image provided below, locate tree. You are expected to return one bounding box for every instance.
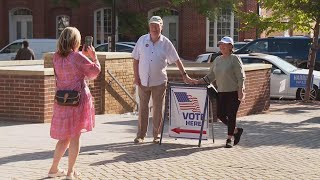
[237,0,320,101]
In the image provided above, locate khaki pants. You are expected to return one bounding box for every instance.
[137,83,167,139]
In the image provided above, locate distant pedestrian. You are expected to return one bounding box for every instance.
[14,40,35,60]
[132,16,192,144]
[48,27,101,179]
[190,36,245,148]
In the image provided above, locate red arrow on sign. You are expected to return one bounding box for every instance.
[171,127,206,134]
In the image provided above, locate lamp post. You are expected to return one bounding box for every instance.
[256,2,260,39]
[111,0,116,52]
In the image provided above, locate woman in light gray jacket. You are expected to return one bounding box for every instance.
[191,36,245,148]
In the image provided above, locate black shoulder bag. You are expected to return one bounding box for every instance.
[54,68,81,106]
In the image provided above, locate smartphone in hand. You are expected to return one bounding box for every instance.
[84,36,93,52]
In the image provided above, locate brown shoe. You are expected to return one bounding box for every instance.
[134,137,144,144]
[153,137,160,144]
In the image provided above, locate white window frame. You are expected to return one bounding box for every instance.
[9,8,33,42]
[206,11,239,52]
[94,8,118,46]
[56,15,70,38]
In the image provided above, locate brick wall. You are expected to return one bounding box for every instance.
[0,56,269,123]
[0,74,55,123]
[104,59,136,114]
[179,5,207,60]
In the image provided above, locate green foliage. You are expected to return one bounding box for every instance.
[118,12,148,40]
[236,0,320,35]
[236,0,320,101]
[152,7,176,17]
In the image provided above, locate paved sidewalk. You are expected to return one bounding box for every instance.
[0,100,319,179]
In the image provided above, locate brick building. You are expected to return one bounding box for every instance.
[0,0,257,60]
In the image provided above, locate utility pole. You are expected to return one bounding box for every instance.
[111,0,116,52]
[256,2,260,39]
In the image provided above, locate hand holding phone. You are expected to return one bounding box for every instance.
[82,36,96,62]
[84,36,93,52]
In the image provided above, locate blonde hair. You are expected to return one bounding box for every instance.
[57,27,81,57]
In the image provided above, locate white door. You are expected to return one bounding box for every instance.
[10,15,33,42]
[162,16,179,50]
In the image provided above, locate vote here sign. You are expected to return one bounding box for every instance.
[169,86,209,139]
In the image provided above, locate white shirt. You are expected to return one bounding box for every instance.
[132,34,179,87]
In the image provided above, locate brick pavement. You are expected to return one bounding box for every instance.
[0,100,319,179]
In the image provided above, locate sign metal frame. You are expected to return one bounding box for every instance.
[159,83,214,147]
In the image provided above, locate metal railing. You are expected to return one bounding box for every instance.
[106,70,138,110]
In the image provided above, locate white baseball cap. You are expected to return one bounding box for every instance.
[149,16,163,25]
[218,36,234,46]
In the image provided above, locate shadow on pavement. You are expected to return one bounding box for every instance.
[102,119,137,126]
[0,120,35,127]
[1,115,319,167]
[88,142,224,166]
[234,119,320,149]
[0,100,319,166]
[269,100,320,114]
[0,141,222,166]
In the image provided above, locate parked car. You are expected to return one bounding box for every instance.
[239,53,320,100]
[118,42,136,46]
[95,42,135,52]
[235,36,320,70]
[194,41,249,63]
[0,39,57,60]
[234,41,249,50]
[195,53,214,63]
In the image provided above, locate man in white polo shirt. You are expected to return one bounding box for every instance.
[132,16,192,144]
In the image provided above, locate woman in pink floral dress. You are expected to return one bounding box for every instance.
[48,27,101,179]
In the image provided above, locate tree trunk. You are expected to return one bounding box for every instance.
[304,19,319,101]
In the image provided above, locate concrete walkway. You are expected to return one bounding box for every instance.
[0,100,319,179]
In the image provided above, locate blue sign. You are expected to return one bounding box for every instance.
[290,74,313,88]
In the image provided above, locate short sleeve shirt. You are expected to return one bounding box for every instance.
[132,34,179,87]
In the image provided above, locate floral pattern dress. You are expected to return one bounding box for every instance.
[50,52,101,140]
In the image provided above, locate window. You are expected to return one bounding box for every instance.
[1,43,23,53]
[247,41,268,53]
[56,15,70,38]
[95,44,108,52]
[17,22,21,39]
[95,43,134,52]
[13,9,32,15]
[94,8,112,45]
[115,44,133,52]
[269,40,295,53]
[241,57,265,64]
[9,8,33,41]
[207,10,240,52]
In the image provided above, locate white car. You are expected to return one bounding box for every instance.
[239,53,320,100]
[0,39,57,60]
[195,53,215,63]
[95,42,135,52]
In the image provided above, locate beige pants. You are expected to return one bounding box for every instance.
[137,83,167,139]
